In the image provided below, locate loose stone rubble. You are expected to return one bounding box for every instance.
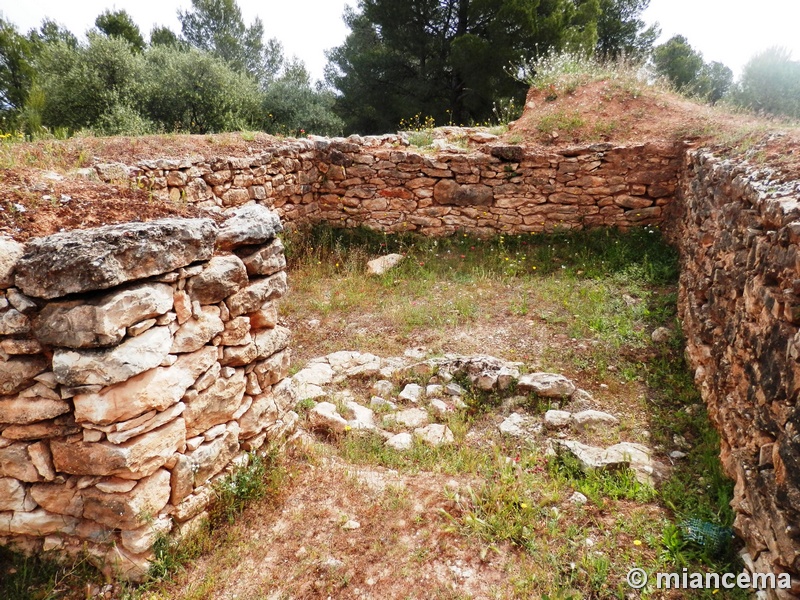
[0,209,295,581]
[291,349,664,487]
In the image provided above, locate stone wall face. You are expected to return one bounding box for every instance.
[98,136,683,235]
[0,205,296,581]
[675,151,800,596]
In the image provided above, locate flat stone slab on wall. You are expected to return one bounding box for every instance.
[0,205,296,581]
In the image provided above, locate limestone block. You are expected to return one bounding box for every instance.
[28,441,56,481]
[517,372,576,397]
[248,303,278,329]
[1,420,80,442]
[433,179,492,206]
[0,396,71,425]
[82,468,171,529]
[170,454,195,505]
[385,408,429,429]
[51,418,186,478]
[189,423,240,487]
[193,361,221,393]
[414,424,454,447]
[186,255,248,304]
[33,283,174,348]
[220,342,258,367]
[170,306,224,353]
[73,346,216,425]
[253,326,291,359]
[0,237,24,288]
[172,486,214,522]
[226,272,288,317]
[30,483,84,517]
[252,350,291,389]
[173,290,192,324]
[53,326,173,387]
[218,316,251,347]
[0,477,27,511]
[308,402,348,434]
[0,356,48,396]
[0,442,40,482]
[120,516,172,554]
[5,509,78,536]
[0,308,30,335]
[366,254,404,276]
[236,239,286,276]
[106,402,186,445]
[0,338,43,355]
[216,204,283,250]
[183,370,246,437]
[15,218,217,299]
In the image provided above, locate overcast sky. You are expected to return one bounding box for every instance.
[2,0,800,81]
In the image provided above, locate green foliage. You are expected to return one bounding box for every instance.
[178,0,283,84]
[143,45,261,133]
[731,47,800,120]
[652,35,704,92]
[149,25,181,48]
[652,35,733,104]
[260,60,344,136]
[596,0,658,60]
[326,0,604,134]
[0,17,36,115]
[95,9,146,53]
[36,34,146,132]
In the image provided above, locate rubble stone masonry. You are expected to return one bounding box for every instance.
[4,132,800,593]
[673,151,800,597]
[0,204,295,581]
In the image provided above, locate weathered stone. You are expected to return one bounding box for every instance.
[170,454,195,505]
[53,326,173,387]
[0,442,40,481]
[106,403,186,444]
[237,239,286,276]
[309,402,348,435]
[73,346,216,425]
[248,303,278,329]
[252,350,290,389]
[498,413,526,437]
[219,316,251,346]
[186,255,248,304]
[170,306,224,353]
[367,254,404,276]
[1,420,79,442]
[15,218,217,299]
[216,205,283,250]
[0,338,43,355]
[95,477,138,494]
[544,410,573,429]
[0,308,30,335]
[490,145,525,162]
[189,423,239,486]
[398,384,423,403]
[0,356,48,396]
[0,396,71,425]
[25,441,56,481]
[385,432,413,451]
[386,408,429,429]
[5,509,78,536]
[33,283,173,348]
[172,485,214,522]
[30,483,84,517]
[226,272,288,317]
[82,468,171,529]
[120,516,171,554]
[253,326,291,359]
[0,237,24,288]
[572,410,619,430]
[414,424,454,447]
[554,440,657,485]
[517,372,576,397]
[345,401,376,430]
[0,477,27,511]
[183,369,246,437]
[193,361,221,393]
[50,418,186,478]
[433,179,492,206]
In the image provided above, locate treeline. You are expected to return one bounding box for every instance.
[0,0,344,137]
[1,0,799,139]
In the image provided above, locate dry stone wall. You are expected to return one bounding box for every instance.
[675,151,800,597]
[97,135,683,235]
[0,205,296,581]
